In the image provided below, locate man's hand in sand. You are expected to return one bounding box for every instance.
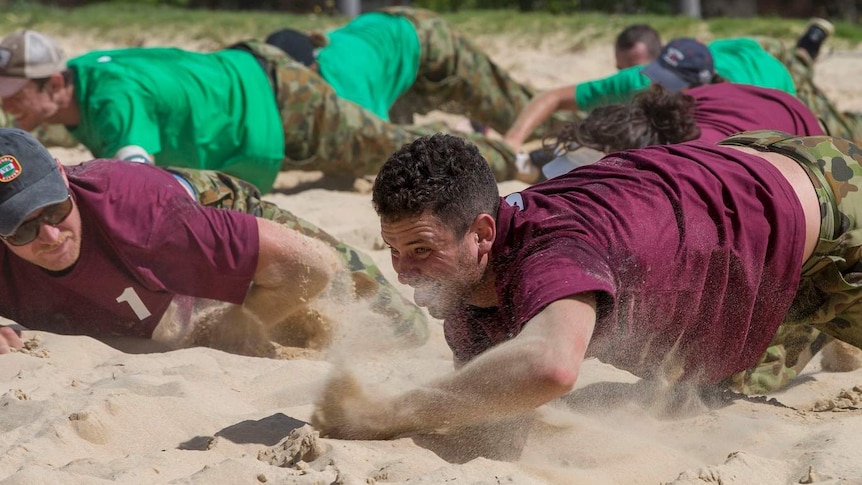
[0,326,23,354]
[311,368,400,440]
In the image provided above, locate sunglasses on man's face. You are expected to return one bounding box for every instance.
[1,196,74,246]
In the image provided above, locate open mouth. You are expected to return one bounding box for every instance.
[412,283,437,308]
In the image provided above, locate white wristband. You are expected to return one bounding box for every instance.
[115,145,153,164]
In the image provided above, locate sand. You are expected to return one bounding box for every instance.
[4,27,862,484]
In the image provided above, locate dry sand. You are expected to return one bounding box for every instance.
[4,27,862,484]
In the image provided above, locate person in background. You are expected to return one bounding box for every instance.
[504,35,797,155]
[0,27,530,192]
[614,23,662,70]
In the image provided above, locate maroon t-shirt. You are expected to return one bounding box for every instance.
[445,141,807,385]
[690,83,825,143]
[0,160,259,338]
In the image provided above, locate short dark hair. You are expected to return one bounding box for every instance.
[265,28,316,67]
[615,24,662,60]
[548,83,700,153]
[32,69,73,91]
[372,134,500,237]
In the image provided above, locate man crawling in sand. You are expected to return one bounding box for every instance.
[0,128,426,357]
[311,131,862,440]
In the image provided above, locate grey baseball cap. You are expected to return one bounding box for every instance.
[0,30,67,98]
[0,128,68,236]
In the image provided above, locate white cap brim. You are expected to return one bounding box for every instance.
[0,76,28,98]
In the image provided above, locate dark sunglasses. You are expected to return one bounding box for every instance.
[1,195,74,246]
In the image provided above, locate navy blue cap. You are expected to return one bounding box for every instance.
[641,38,714,91]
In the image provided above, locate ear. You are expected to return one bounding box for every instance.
[48,72,63,89]
[472,213,496,255]
[45,72,66,99]
[56,159,70,186]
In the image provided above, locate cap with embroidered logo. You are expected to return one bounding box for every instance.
[641,37,714,92]
[0,30,67,98]
[0,128,68,236]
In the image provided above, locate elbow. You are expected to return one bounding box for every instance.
[297,261,337,301]
[535,363,579,396]
[520,348,580,401]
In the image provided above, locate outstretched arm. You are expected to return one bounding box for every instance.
[312,293,597,439]
[504,84,580,153]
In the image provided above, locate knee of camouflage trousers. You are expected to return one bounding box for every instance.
[167,167,430,346]
[722,324,831,394]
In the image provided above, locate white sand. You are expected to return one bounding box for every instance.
[4,29,862,484]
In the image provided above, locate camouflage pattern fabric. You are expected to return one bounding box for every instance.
[238,40,519,181]
[166,166,429,346]
[385,7,572,142]
[382,7,536,136]
[757,37,862,145]
[718,130,862,393]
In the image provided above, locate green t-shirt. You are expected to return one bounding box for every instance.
[69,48,284,192]
[575,37,797,112]
[316,12,421,121]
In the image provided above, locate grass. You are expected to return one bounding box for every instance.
[0,2,858,50]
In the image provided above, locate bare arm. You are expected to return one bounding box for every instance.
[312,293,597,439]
[240,218,341,326]
[504,84,580,152]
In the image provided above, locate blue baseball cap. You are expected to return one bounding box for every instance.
[641,38,714,91]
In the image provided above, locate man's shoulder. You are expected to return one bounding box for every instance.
[68,160,175,198]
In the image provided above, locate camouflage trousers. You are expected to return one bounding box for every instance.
[718,130,862,393]
[165,167,429,345]
[239,39,518,181]
[757,37,862,146]
[382,7,536,136]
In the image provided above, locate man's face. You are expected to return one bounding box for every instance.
[615,42,654,70]
[381,212,487,320]
[3,194,83,272]
[1,81,58,131]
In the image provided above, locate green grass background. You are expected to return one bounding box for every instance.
[2,2,859,51]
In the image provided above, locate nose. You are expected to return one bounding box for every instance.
[393,259,420,286]
[35,223,63,244]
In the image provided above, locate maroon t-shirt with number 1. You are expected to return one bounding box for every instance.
[0,160,259,338]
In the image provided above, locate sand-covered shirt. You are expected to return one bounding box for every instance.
[68,48,284,192]
[690,83,825,143]
[575,38,797,112]
[0,161,259,338]
[445,141,806,385]
[317,12,421,121]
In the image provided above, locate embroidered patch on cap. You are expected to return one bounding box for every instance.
[0,155,22,182]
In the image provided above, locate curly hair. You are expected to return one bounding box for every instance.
[372,134,500,237]
[547,84,701,154]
